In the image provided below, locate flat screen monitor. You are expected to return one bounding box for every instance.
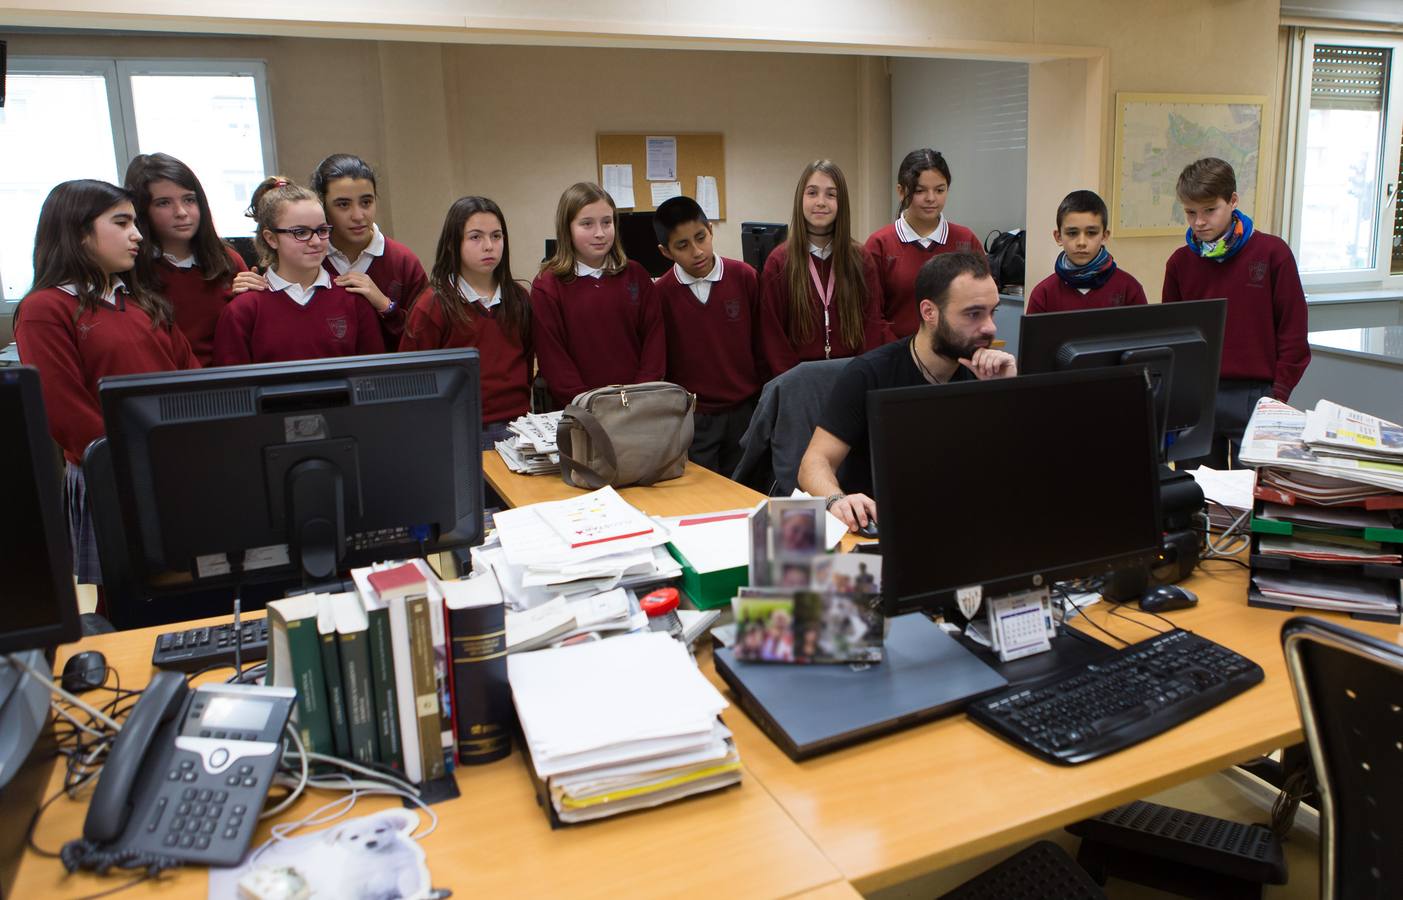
[616,211,671,278]
[0,367,81,654]
[1017,299,1226,463]
[741,222,787,272]
[870,367,1162,620]
[97,350,484,592]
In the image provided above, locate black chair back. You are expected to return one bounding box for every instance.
[1282,615,1403,900]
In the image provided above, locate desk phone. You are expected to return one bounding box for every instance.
[78,672,295,866]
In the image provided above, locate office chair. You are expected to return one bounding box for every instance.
[731,358,849,495]
[1282,615,1403,900]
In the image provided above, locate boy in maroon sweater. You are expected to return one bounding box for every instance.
[652,196,767,475]
[1163,158,1310,468]
[1026,190,1147,315]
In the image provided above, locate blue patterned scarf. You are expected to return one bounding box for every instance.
[1054,246,1117,290]
[1187,210,1254,262]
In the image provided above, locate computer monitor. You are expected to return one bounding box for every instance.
[0,366,80,896]
[1017,299,1226,463]
[0,367,82,654]
[741,222,788,271]
[96,349,484,599]
[616,211,671,277]
[870,367,1162,622]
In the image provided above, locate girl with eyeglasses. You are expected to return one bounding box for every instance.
[14,179,200,588]
[123,152,250,365]
[213,176,385,365]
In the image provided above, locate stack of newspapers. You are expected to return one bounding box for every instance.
[1240,398,1403,621]
[508,632,741,824]
[495,411,563,475]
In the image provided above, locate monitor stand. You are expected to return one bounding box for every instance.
[954,624,1116,687]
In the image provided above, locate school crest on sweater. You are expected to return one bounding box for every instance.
[1248,261,1269,286]
[327,315,349,340]
[724,297,742,321]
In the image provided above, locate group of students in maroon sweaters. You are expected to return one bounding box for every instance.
[14,146,1307,585]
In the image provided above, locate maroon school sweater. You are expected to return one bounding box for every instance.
[529,261,664,408]
[1025,267,1148,315]
[157,244,249,366]
[655,258,767,414]
[864,221,985,338]
[1162,231,1311,400]
[400,287,532,423]
[15,286,199,464]
[213,284,386,366]
[758,244,887,375]
[322,236,427,351]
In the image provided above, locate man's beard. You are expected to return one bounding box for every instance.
[931,313,988,362]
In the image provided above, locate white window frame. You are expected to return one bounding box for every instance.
[0,56,276,304]
[1281,31,1403,291]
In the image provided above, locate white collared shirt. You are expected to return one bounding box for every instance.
[57,279,127,308]
[267,267,332,307]
[163,253,197,269]
[457,275,502,310]
[673,256,724,304]
[807,242,833,261]
[895,214,949,249]
[326,223,386,276]
[575,260,606,279]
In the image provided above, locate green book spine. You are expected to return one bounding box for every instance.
[338,630,378,765]
[366,606,404,771]
[407,596,446,782]
[283,618,333,755]
[319,629,352,759]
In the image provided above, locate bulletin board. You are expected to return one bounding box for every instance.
[595,132,727,219]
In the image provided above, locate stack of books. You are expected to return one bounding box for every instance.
[508,632,740,824]
[1239,398,1403,622]
[266,559,513,784]
[495,411,563,475]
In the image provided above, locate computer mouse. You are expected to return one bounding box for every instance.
[856,519,879,540]
[61,650,108,694]
[1139,585,1198,613]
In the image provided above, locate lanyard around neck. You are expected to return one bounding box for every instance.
[808,254,837,358]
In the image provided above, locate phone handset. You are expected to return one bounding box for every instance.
[82,670,188,845]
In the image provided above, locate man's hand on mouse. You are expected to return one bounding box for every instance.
[829,493,877,534]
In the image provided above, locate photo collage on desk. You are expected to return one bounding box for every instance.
[735,498,883,665]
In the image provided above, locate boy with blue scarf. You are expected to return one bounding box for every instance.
[1163,157,1310,468]
[1026,190,1147,314]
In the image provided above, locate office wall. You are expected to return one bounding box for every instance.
[890,59,1029,245]
[3,32,881,267]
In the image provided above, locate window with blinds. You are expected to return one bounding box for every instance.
[1297,43,1392,274]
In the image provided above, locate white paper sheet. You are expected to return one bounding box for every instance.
[650,181,682,206]
[602,163,635,208]
[645,135,677,180]
[696,175,720,219]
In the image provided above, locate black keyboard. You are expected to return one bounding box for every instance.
[967,629,1263,765]
[152,617,269,673]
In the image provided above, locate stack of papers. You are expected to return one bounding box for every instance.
[1240,398,1403,493]
[508,632,740,823]
[1187,467,1255,531]
[505,587,648,653]
[495,411,563,475]
[473,487,683,611]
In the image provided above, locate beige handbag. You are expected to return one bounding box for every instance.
[557,382,696,489]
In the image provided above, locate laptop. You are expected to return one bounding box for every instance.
[714,613,1008,760]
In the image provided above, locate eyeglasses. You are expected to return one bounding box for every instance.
[270,225,333,242]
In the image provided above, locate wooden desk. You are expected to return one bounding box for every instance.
[710,562,1403,892]
[16,619,847,899]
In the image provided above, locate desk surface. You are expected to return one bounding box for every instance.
[18,615,846,899]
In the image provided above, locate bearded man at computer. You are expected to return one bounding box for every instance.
[798,252,1017,533]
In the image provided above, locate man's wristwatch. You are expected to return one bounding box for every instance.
[824,493,846,511]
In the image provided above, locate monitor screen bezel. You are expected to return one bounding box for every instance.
[869,367,1164,620]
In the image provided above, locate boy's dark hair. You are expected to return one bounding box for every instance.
[1056,190,1109,230]
[1176,158,1237,203]
[914,252,991,311]
[652,196,708,245]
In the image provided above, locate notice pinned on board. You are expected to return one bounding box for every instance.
[696,176,720,220]
[646,136,677,181]
[650,181,682,206]
[602,164,635,208]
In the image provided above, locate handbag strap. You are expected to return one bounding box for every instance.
[558,404,618,489]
